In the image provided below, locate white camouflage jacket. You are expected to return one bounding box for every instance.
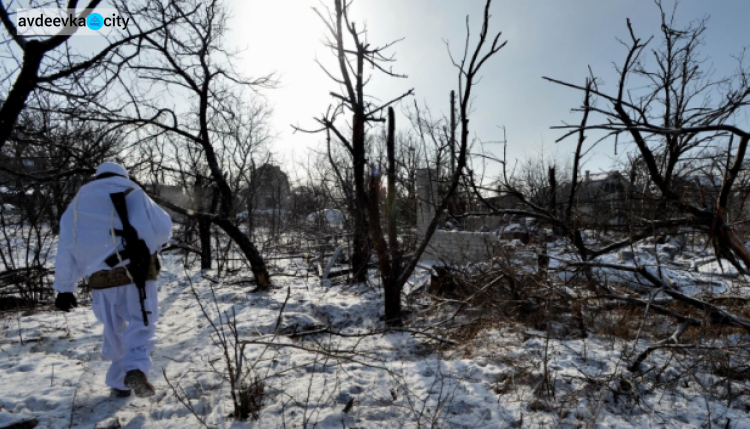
[52,176,173,293]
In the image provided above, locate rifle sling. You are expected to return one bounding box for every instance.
[108,189,154,326]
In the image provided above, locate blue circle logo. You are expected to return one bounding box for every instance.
[87,13,103,30]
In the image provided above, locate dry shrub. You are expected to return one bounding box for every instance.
[589,303,645,340]
[238,376,264,421]
[422,247,750,418]
[426,254,589,348]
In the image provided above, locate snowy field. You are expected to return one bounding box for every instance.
[1,247,750,428]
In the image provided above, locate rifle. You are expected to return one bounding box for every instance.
[110,190,153,326]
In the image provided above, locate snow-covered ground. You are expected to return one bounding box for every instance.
[1,248,749,428]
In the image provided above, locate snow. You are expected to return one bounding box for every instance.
[1,241,749,427]
[237,209,288,220]
[500,223,525,234]
[587,172,615,182]
[0,409,37,428]
[306,209,345,226]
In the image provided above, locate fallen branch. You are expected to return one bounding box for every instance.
[629,321,689,371]
[274,287,291,334]
[162,243,202,255]
[163,368,215,429]
[593,293,702,327]
[568,260,750,331]
[393,327,458,346]
[629,342,750,373]
[239,339,391,372]
[260,325,459,346]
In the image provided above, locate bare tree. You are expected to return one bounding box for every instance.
[0,100,124,310]
[0,0,178,153]
[109,0,274,287]
[6,103,124,229]
[368,0,506,323]
[300,0,414,282]
[546,1,750,272]
[460,2,750,366]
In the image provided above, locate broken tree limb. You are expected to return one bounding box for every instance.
[271,325,459,346]
[629,342,750,373]
[238,339,390,372]
[141,190,271,288]
[567,260,750,332]
[320,246,343,287]
[594,293,703,327]
[629,321,690,371]
[162,243,202,255]
[273,287,292,334]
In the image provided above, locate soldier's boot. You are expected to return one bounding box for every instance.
[111,388,131,398]
[124,370,155,398]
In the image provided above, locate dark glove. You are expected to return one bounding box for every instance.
[55,293,78,312]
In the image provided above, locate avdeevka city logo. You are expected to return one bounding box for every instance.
[86,13,103,30]
[15,9,129,36]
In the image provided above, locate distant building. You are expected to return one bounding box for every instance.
[0,154,41,184]
[249,164,290,210]
[483,193,524,211]
[0,154,43,207]
[554,170,628,225]
[144,184,188,218]
[674,174,723,211]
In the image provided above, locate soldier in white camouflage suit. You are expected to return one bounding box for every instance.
[53,162,172,398]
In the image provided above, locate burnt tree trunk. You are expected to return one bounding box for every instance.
[386,108,401,278]
[548,166,557,218]
[0,43,44,150]
[195,176,214,270]
[369,108,402,324]
[199,217,212,270]
[352,113,370,282]
[197,71,271,287]
[214,218,269,286]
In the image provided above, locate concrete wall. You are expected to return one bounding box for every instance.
[416,168,500,264]
[416,169,438,234]
[422,230,500,264]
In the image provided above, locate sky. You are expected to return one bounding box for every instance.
[9,1,746,180]
[225,0,750,180]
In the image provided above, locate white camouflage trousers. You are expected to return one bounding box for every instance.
[91,281,159,391]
